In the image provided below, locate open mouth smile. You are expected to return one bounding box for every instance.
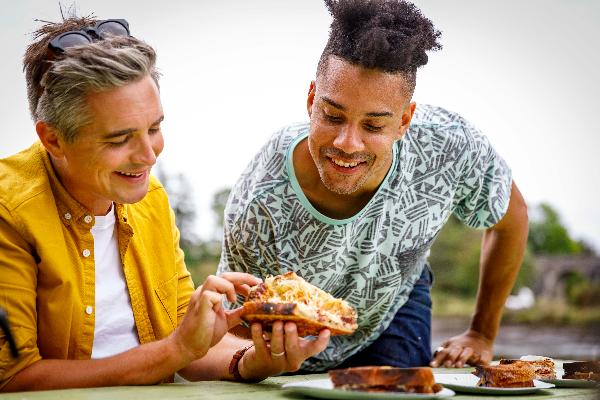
[116,171,144,177]
[328,157,367,173]
[114,170,147,181]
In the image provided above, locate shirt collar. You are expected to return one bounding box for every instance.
[37,142,93,227]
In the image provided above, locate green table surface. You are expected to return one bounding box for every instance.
[0,368,597,400]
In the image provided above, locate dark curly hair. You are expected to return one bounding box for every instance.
[317,0,442,95]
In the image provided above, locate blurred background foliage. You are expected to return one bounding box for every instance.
[160,170,599,326]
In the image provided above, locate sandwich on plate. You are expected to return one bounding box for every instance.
[329,366,443,393]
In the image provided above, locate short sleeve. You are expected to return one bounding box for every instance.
[453,123,512,229]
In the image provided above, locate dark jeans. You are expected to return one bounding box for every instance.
[337,266,433,368]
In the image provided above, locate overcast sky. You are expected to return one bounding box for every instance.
[2,1,599,250]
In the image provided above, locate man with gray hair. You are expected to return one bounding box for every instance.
[0,17,329,391]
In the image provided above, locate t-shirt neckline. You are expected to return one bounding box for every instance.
[285,129,398,226]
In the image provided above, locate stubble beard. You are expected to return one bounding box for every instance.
[321,167,372,195]
[310,145,376,196]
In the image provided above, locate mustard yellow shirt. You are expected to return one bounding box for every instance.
[0,143,195,388]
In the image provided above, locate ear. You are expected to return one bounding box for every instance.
[306,81,316,118]
[398,101,417,137]
[36,121,67,159]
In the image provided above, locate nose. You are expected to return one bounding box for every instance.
[332,123,364,154]
[132,132,161,166]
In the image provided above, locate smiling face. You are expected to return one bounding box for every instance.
[44,75,164,215]
[306,57,415,196]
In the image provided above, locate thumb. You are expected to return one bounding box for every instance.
[225,307,245,329]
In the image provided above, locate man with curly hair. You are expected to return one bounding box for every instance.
[0,16,329,391]
[218,0,528,371]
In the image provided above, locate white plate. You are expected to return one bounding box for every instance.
[433,373,554,395]
[282,378,455,399]
[540,377,599,388]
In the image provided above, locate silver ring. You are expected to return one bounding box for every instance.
[270,350,285,357]
[436,346,445,353]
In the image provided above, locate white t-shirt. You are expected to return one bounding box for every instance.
[90,204,140,358]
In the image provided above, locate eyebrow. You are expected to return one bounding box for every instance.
[322,97,346,111]
[102,115,164,139]
[321,97,393,118]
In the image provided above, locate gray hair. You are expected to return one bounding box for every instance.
[36,35,160,142]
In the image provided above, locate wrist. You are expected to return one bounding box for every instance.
[229,344,260,382]
[167,331,204,367]
[469,309,501,342]
[466,325,495,343]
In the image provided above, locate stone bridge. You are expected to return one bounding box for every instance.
[533,255,600,299]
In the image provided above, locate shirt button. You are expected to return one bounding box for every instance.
[82,249,91,257]
[84,215,93,223]
[64,212,72,220]
[85,306,93,315]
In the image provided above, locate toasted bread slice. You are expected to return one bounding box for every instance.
[500,356,556,380]
[473,364,535,388]
[562,361,600,381]
[241,271,357,337]
[329,366,442,393]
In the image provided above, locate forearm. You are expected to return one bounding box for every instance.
[470,182,528,341]
[3,335,192,392]
[178,333,250,381]
[470,229,526,339]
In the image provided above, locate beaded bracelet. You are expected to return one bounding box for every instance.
[228,344,255,382]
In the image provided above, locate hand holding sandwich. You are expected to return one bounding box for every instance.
[238,321,331,380]
[175,272,332,383]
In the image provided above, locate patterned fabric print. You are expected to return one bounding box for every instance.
[218,104,512,371]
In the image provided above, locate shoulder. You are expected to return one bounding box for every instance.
[226,123,308,217]
[237,123,307,182]
[0,143,51,212]
[261,122,310,158]
[408,104,487,151]
[412,104,483,135]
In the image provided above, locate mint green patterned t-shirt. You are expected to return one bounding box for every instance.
[217,104,512,371]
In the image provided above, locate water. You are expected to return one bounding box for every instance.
[432,317,599,360]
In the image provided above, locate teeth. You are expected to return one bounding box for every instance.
[119,171,143,177]
[332,159,360,168]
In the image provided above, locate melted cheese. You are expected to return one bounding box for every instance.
[256,272,356,328]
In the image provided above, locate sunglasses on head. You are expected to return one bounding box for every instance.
[48,19,130,53]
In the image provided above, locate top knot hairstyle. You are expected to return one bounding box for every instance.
[318,0,442,95]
